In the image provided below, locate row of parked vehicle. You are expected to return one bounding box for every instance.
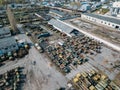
[69,70,120,90]
[0,67,26,90]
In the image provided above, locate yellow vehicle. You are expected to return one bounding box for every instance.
[73,78,79,83]
[93,74,101,81]
[101,75,107,80]
[89,85,96,90]
[76,73,81,78]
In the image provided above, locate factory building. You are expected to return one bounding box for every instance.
[0,37,18,56]
[48,19,83,36]
[110,1,120,17]
[81,13,120,30]
[0,27,11,39]
[48,19,73,37]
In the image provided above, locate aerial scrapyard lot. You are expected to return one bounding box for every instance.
[0,6,120,90]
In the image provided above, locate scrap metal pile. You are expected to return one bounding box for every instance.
[47,35,102,74]
[71,70,120,90]
[0,42,30,67]
[0,67,26,90]
[13,7,50,24]
[0,13,9,27]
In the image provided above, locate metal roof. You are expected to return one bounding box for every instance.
[84,13,120,25]
[48,19,74,34]
[0,37,17,49]
[0,27,11,35]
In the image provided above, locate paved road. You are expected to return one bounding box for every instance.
[58,20,120,52]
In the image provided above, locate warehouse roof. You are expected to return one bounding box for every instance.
[0,27,11,35]
[48,19,74,34]
[0,37,17,49]
[84,13,120,25]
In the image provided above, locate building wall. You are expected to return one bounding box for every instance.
[81,14,120,30]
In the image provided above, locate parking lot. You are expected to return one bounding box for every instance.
[0,67,26,90]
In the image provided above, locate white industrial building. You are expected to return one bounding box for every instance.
[81,13,120,30]
[48,19,73,37]
[48,19,83,36]
[110,1,120,17]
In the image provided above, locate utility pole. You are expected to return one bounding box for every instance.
[7,6,18,34]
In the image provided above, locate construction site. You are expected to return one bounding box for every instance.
[0,2,120,90]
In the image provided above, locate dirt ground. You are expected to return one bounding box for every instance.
[114,72,120,87]
[16,34,68,90]
[65,18,120,47]
[23,47,68,90]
